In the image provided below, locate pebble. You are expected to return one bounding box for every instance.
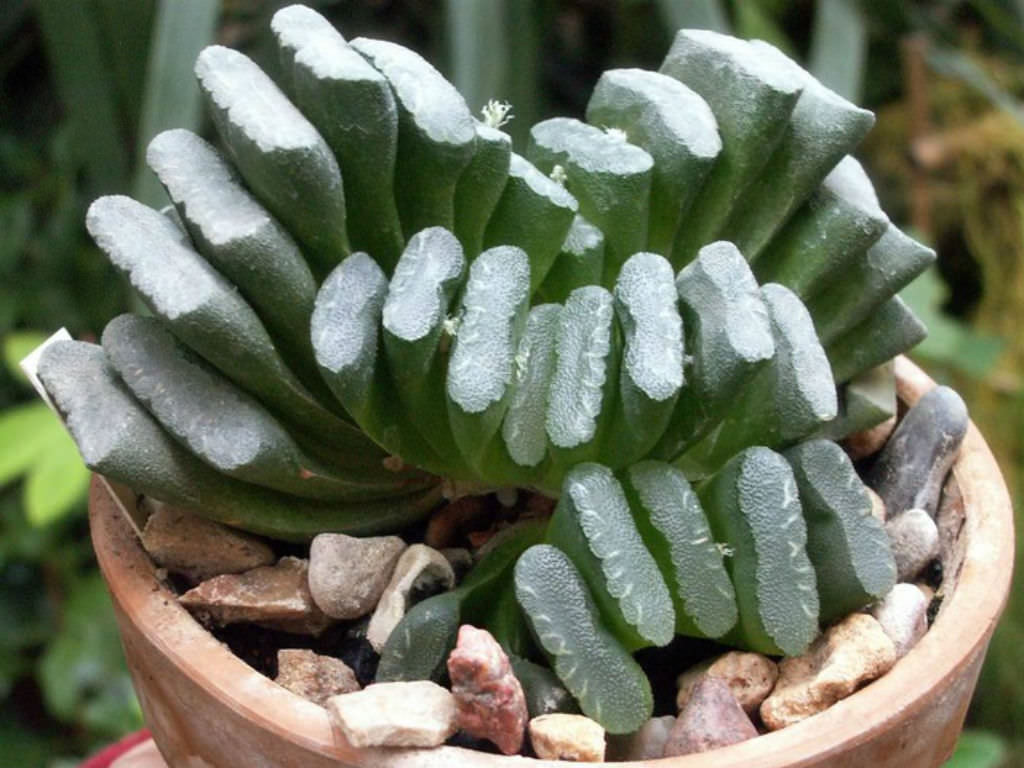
[274,648,360,707]
[442,548,474,582]
[447,625,529,755]
[365,544,456,651]
[140,500,274,582]
[866,487,887,523]
[760,613,897,730]
[307,533,406,620]
[866,386,968,518]
[870,584,929,659]
[606,716,676,761]
[676,651,778,716]
[844,415,896,461]
[885,508,940,581]
[529,714,605,762]
[663,677,758,757]
[179,557,333,635]
[327,681,457,748]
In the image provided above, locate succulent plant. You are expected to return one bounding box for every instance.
[36,5,934,735]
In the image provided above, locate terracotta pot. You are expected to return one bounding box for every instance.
[89,357,1014,768]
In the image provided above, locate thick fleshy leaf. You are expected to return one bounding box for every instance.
[808,224,936,345]
[454,123,512,259]
[586,68,721,257]
[545,286,619,467]
[827,296,927,384]
[85,195,357,450]
[146,129,318,360]
[659,30,803,263]
[606,252,684,466]
[483,153,577,292]
[720,41,875,259]
[352,37,477,235]
[195,45,349,275]
[273,6,404,272]
[546,463,675,650]
[654,241,774,460]
[785,440,896,623]
[514,544,653,733]
[624,461,737,639]
[681,283,836,474]
[102,314,424,498]
[536,215,605,304]
[37,341,441,541]
[382,227,468,471]
[446,246,531,472]
[753,155,889,298]
[527,117,652,283]
[698,447,819,656]
[814,362,896,442]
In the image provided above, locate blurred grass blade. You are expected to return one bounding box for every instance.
[734,1,795,55]
[34,0,129,194]
[501,0,541,147]
[927,45,1024,127]
[132,0,221,208]
[656,0,731,33]
[3,331,46,384]
[944,730,1007,768]
[92,0,157,126]
[809,0,867,104]
[445,0,507,115]
[25,423,89,527]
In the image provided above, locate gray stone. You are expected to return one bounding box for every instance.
[676,651,778,716]
[275,648,360,706]
[366,544,456,650]
[529,713,605,762]
[663,677,758,757]
[327,681,457,748]
[885,508,940,581]
[140,499,275,582]
[441,547,474,582]
[179,556,333,635]
[870,583,929,659]
[866,386,968,518]
[606,716,676,761]
[307,533,406,619]
[760,613,897,730]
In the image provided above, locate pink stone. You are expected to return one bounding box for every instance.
[663,677,758,757]
[447,625,528,755]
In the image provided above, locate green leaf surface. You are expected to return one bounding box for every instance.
[785,440,896,623]
[655,241,774,461]
[536,215,604,304]
[607,252,684,465]
[827,296,928,384]
[547,463,674,650]
[483,152,577,292]
[514,544,653,733]
[659,30,802,263]
[944,730,1008,768]
[38,341,442,541]
[721,41,875,259]
[699,447,819,656]
[38,574,142,737]
[527,117,652,283]
[454,123,512,260]
[586,68,721,257]
[196,44,349,275]
[3,331,46,383]
[375,591,461,683]
[0,402,56,486]
[900,268,1004,379]
[352,37,477,235]
[24,424,89,527]
[274,6,404,271]
[624,460,736,639]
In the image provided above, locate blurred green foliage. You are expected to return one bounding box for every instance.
[3,0,1024,764]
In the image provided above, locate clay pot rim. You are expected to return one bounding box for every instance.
[89,356,1015,767]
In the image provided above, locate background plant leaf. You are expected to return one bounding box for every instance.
[809,0,868,103]
[944,729,1008,768]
